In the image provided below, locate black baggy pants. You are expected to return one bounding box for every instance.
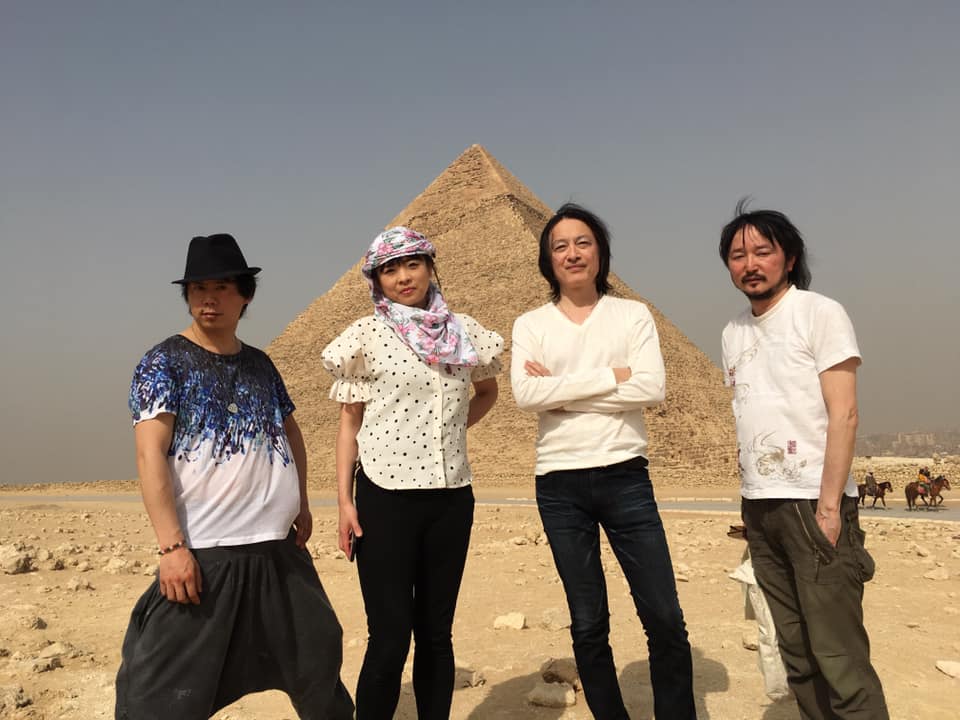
[115,531,354,720]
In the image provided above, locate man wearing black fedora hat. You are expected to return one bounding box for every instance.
[116,234,354,719]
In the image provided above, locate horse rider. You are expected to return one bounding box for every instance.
[917,467,932,496]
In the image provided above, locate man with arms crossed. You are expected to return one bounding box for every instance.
[720,201,887,719]
[116,234,353,719]
[513,203,695,720]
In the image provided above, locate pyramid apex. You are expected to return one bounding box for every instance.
[387,144,552,231]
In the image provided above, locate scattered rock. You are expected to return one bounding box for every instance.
[21,615,46,630]
[935,660,960,679]
[906,622,920,629]
[0,544,34,574]
[0,685,32,711]
[28,655,62,673]
[455,661,486,688]
[742,632,759,651]
[923,567,950,581]
[66,576,94,592]
[493,612,526,630]
[509,536,528,546]
[540,607,571,632]
[103,557,131,575]
[911,543,931,558]
[527,679,576,708]
[540,657,580,690]
[38,641,79,660]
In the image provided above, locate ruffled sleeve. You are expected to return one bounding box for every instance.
[459,314,504,382]
[321,319,372,403]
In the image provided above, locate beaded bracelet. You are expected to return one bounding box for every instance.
[158,540,186,556]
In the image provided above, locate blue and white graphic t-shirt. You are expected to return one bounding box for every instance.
[130,335,301,548]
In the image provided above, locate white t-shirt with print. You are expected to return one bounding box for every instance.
[721,286,861,499]
[130,336,301,548]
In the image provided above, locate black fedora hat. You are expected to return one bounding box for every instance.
[172,234,262,285]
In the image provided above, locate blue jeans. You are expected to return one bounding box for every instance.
[536,456,696,720]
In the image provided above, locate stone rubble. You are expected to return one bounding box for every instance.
[935,660,960,679]
[493,612,526,630]
[540,657,581,691]
[527,679,577,708]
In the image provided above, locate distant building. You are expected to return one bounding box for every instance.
[856,430,960,457]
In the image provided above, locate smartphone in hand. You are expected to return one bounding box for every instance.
[347,530,360,562]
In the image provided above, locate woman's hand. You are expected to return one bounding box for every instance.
[338,502,363,556]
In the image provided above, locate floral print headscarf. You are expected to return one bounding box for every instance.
[361,227,479,367]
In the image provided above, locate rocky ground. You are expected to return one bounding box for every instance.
[1,483,958,719]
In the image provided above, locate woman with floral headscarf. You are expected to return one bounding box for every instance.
[322,227,502,720]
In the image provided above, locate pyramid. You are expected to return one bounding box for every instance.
[268,145,737,487]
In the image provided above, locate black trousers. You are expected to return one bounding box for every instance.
[115,531,354,720]
[354,469,474,720]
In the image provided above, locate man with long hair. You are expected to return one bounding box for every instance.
[513,203,696,720]
[719,201,888,719]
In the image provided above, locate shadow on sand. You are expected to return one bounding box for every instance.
[463,646,737,719]
[388,644,803,718]
[463,668,570,720]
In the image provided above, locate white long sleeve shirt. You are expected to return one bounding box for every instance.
[511,296,665,475]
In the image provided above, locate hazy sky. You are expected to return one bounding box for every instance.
[2,2,958,484]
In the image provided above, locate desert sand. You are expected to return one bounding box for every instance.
[2,466,958,720]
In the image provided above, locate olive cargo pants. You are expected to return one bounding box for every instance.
[742,495,888,720]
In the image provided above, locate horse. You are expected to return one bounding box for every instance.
[905,475,951,510]
[929,475,951,507]
[858,480,893,508]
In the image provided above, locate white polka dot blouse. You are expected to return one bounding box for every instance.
[322,314,503,489]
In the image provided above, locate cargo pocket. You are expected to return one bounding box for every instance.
[794,500,839,568]
[848,524,876,583]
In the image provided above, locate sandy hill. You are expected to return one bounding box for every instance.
[268,145,736,487]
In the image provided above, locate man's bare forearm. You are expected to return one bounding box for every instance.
[138,449,184,548]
